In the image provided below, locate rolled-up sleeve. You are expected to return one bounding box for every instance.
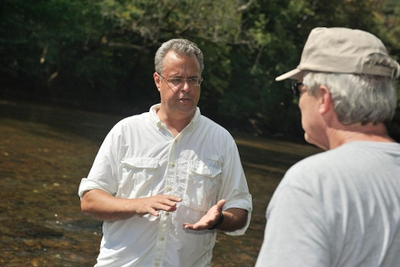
[78,178,114,198]
[223,194,253,236]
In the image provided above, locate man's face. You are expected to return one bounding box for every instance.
[154,51,201,120]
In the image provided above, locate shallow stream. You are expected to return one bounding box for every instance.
[0,100,320,266]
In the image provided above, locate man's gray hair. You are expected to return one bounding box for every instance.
[155,39,204,75]
[303,72,397,125]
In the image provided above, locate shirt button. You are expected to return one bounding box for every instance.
[159,237,165,241]
[166,186,172,192]
[155,263,160,267]
[170,162,175,167]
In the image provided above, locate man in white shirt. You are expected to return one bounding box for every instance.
[79,38,252,267]
[256,27,400,266]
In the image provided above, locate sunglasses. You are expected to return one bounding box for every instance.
[291,82,304,98]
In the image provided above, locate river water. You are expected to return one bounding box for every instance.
[0,100,321,266]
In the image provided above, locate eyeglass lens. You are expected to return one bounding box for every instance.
[158,73,203,88]
[169,77,202,87]
[292,82,303,98]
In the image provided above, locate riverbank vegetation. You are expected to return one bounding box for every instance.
[1,0,399,140]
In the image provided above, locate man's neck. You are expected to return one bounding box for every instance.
[156,108,195,137]
[330,122,393,149]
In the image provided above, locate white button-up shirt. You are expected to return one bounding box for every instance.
[79,104,252,267]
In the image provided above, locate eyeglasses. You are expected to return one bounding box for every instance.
[158,73,203,89]
[292,82,304,98]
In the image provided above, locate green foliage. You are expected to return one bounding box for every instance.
[0,0,399,138]
[0,0,112,103]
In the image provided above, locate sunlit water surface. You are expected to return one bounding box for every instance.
[0,100,321,266]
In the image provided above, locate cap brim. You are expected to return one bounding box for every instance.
[275,69,303,81]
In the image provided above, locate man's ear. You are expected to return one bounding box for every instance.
[318,85,332,115]
[154,72,161,91]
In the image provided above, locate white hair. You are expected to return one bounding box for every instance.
[303,72,397,125]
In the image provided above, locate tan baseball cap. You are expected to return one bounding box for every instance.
[276,27,400,81]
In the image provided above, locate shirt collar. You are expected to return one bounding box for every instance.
[149,104,201,131]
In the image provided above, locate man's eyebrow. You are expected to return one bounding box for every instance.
[169,75,200,79]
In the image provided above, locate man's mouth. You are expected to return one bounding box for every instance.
[179,97,191,102]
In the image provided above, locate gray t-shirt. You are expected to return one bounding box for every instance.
[256,141,400,267]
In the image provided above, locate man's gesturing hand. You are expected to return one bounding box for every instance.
[183,199,226,230]
[135,195,182,217]
[81,190,182,221]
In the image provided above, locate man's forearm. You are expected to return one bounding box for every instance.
[217,208,248,232]
[80,189,137,221]
[81,189,182,221]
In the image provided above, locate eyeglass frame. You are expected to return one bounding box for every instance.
[157,72,203,89]
[292,82,304,98]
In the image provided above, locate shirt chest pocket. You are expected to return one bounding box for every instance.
[185,159,222,212]
[119,158,160,198]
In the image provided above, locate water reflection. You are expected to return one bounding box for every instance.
[0,100,321,266]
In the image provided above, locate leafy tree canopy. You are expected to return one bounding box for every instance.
[0,0,399,139]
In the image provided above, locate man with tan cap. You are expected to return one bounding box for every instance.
[256,27,400,266]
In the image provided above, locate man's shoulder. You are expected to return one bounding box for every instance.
[107,112,151,134]
[199,115,233,137]
[284,141,393,185]
[199,115,228,130]
[117,112,150,124]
